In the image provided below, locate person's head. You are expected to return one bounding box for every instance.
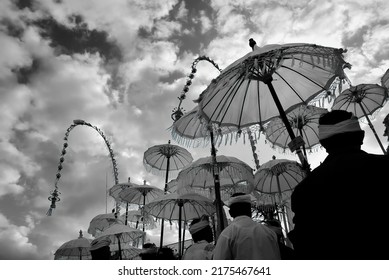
[189,215,214,243]
[156,247,176,260]
[139,243,158,260]
[318,110,364,153]
[89,236,111,260]
[227,192,252,218]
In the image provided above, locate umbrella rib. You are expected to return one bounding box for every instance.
[216,74,248,125]
[273,71,306,103]
[237,79,252,128]
[257,80,264,126]
[278,64,332,97]
[204,75,242,120]
[154,153,167,169]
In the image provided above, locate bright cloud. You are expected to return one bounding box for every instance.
[0,0,388,261]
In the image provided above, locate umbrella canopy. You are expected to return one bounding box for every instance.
[97,223,145,260]
[254,158,306,196]
[170,105,240,148]
[54,230,91,260]
[143,141,193,249]
[118,180,164,206]
[143,141,193,177]
[87,213,123,237]
[198,42,349,127]
[176,154,253,236]
[117,180,164,236]
[264,104,328,154]
[198,40,351,169]
[177,155,254,189]
[177,178,254,204]
[331,83,388,154]
[254,157,306,235]
[144,192,216,258]
[144,192,216,221]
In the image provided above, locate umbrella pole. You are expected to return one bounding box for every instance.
[142,194,146,246]
[178,203,182,259]
[276,176,292,247]
[79,247,82,260]
[159,156,170,249]
[125,202,129,225]
[117,235,122,260]
[182,221,186,257]
[298,128,308,159]
[359,103,387,154]
[209,129,225,239]
[265,80,310,171]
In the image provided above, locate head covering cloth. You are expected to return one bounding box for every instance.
[189,220,209,235]
[227,194,252,207]
[318,116,362,140]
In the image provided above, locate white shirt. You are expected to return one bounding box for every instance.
[213,216,281,260]
[182,240,214,260]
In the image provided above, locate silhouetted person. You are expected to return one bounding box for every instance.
[90,236,112,260]
[265,219,295,260]
[182,215,215,260]
[290,110,389,259]
[213,193,281,259]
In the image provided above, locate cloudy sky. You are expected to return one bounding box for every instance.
[1,0,389,260]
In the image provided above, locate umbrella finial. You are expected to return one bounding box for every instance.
[272,155,276,160]
[249,38,257,51]
[79,230,83,238]
[128,177,131,183]
[143,180,146,185]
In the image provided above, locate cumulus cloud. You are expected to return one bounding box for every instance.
[0,213,38,259]
[0,0,389,260]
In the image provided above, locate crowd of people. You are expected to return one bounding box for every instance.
[89,110,388,260]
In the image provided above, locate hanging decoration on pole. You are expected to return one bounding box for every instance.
[46,120,119,216]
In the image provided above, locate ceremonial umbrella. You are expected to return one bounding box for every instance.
[254,157,306,237]
[97,223,144,260]
[144,192,216,259]
[143,141,193,248]
[176,155,254,237]
[54,230,91,260]
[87,213,123,238]
[331,83,388,154]
[108,177,134,225]
[118,180,164,236]
[264,104,328,157]
[177,178,254,204]
[171,105,261,169]
[198,39,351,170]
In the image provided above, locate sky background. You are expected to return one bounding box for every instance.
[1,0,389,260]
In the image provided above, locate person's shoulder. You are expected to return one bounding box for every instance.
[204,243,215,252]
